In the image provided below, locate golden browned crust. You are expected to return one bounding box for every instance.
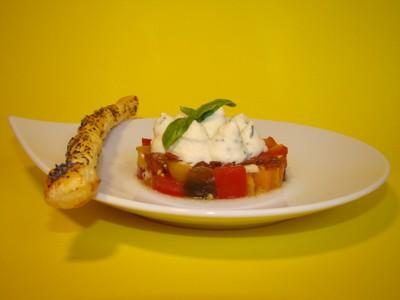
[44,95,139,209]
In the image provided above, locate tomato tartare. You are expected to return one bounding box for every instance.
[136,100,288,199]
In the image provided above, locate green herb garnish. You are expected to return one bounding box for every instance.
[180,106,197,117]
[162,99,236,150]
[162,117,195,150]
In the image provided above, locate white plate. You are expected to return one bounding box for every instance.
[9,116,390,229]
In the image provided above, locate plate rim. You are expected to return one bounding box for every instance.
[9,115,391,220]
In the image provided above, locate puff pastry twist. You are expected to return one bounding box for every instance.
[44,95,138,209]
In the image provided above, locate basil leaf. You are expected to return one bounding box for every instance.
[162,99,236,150]
[196,99,236,122]
[162,117,194,150]
[180,106,197,117]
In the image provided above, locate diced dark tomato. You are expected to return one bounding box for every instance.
[184,166,216,198]
[268,144,288,156]
[165,152,179,161]
[152,176,184,197]
[142,138,152,146]
[194,161,223,169]
[145,153,168,176]
[214,165,247,199]
[255,151,273,165]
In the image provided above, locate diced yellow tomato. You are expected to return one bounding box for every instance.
[167,161,192,182]
[272,166,284,188]
[253,166,284,194]
[136,145,151,169]
[136,145,151,154]
[246,174,256,196]
[253,166,273,193]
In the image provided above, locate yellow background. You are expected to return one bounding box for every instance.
[1,1,399,299]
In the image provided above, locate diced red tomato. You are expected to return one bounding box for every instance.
[265,136,278,149]
[137,167,145,180]
[152,175,184,197]
[142,138,152,146]
[214,165,247,199]
[268,144,288,156]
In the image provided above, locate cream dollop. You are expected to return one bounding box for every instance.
[209,119,248,163]
[201,107,226,137]
[151,108,266,165]
[232,114,266,158]
[169,120,211,164]
[151,113,173,153]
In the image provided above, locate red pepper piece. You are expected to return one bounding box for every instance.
[265,136,278,149]
[152,175,184,197]
[268,144,288,156]
[214,165,247,199]
[142,138,152,146]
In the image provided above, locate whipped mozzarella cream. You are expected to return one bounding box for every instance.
[151,113,174,154]
[169,120,212,163]
[209,119,247,163]
[151,108,266,165]
[201,107,226,137]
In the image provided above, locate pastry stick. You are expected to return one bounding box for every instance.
[44,95,139,209]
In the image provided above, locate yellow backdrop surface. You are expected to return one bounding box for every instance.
[1,1,399,299]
